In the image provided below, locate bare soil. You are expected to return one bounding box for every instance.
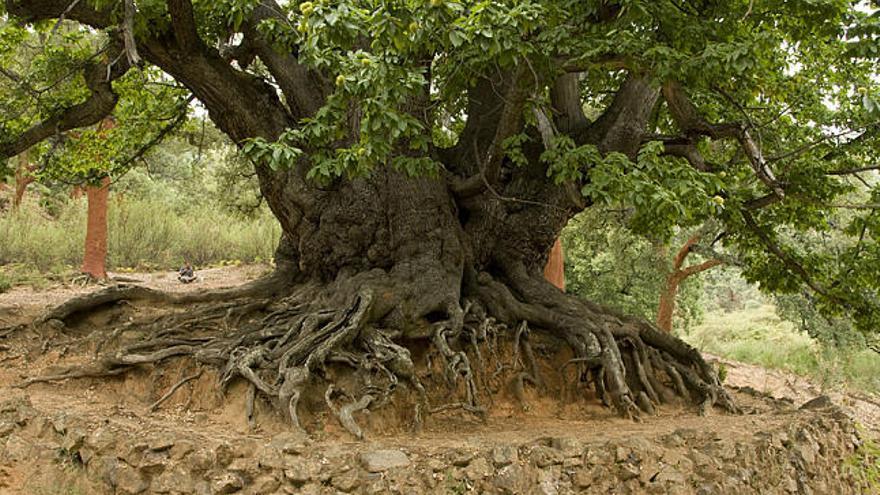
[0,265,876,494]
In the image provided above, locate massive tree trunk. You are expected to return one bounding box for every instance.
[8,0,738,437]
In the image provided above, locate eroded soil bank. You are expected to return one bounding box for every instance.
[0,268,874,494]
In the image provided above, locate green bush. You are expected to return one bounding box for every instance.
[0,196,280,275]
[685,305,880,395]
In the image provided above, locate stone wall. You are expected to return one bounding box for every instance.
[0,395,867,494]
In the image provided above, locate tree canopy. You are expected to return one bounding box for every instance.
[2,1,879,340]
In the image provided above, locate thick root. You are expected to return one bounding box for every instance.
[20,267,737,439]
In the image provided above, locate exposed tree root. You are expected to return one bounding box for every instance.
[150,369,203,412]
[19,267,738,439]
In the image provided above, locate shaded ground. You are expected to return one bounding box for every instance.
[0,265,875,494]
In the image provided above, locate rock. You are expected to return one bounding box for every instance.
[84,426,117,455]
[228,457,260,476]
[530,446,564,468]
[188,448,216,471]
[269,432,310,455]
[251,475,281,494]
[450,449,475,466]
[655,467,686,484]
[116,464,149,494]
[3,433,31,461]
[284,459,320,483]
[426,458,447,472]
[138,450,168,475]
[215,442,235,466]
[150,466,195,494]
[170,440,195,459]
[618,462,640,481]
[489,464,528,494]
[61,428,86,454]
[550,437,581,457]
[332,469,360,492]
[212,472,244,494]
[359,449,410,472]
[491,445,518,467]
[0,421,15,438]
[147,433,176,452]
[572,468,593,489]
[800,396,833,410]
[563,457,583,468]
[464,457,492,480]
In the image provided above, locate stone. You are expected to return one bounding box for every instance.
[530,446,564,468]
[215,443,236,466]
[464,457,492,480]
[87,455,118,487]
[269,432,310,455]
[84,426,117,454]
[332,469,360,492]
[550,437,581,457]
[284,459,320,483]
[618,462,640,481]
[450,449,475,466]
[257,447,297,470]
[562,457,583,468]
[61,428,86,454]
[251,476,281,494]
[491,445,518,467]
[359,449,410,472]
[138,450,168,475]
[148,433,176,451]
[3,433,31,461]
[150,467,195,493]
[800,395,833,410]
[655,467,686,484]
[170,440,195,459]
[212,472,244,494]
[572,468,593,489]
[489,464,528,494]
[228,457,260,476]
[0,421,15,437]
[116,464,149,494]
[188,448,216,471]
[426,458,447,472]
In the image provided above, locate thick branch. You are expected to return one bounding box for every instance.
[662,81,784,197]
[244,0,330,120]
[550,73,588,135]
[0,46,130,160]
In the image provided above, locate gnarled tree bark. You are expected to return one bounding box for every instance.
[6,0,739,438]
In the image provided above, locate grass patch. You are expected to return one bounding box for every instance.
[0,197,280,287]
[683,305,880,395]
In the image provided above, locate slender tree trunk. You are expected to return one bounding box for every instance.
[81,177,110,279]
[656,236,723,332]
[12,153,35,210]
[543,238,565,291]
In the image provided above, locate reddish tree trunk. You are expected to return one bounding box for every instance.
[543,238,565,291]
[81,177,111,279]
[656,235,722,332]
[12,153,35,209]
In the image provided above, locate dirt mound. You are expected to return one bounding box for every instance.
[0,268,875,494]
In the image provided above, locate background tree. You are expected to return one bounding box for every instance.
[2,0,879,436]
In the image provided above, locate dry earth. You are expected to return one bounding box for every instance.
[0,266,876,494]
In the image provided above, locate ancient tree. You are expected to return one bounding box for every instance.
[3,1,879,436]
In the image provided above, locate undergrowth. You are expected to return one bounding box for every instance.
[683,305,880,395]
[0,197,280,285]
